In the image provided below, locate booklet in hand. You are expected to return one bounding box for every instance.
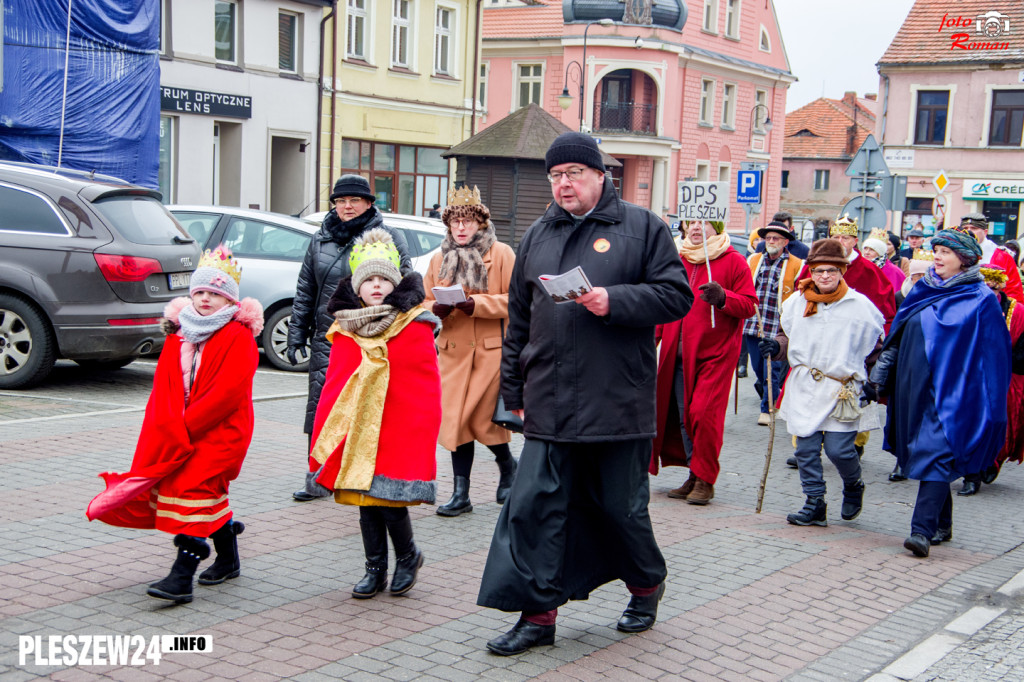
[431,284,468,305]
[538,266,593,303]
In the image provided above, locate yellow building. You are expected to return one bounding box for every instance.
[318,0,480,215]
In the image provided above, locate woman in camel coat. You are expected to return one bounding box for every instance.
[423,187,517,516]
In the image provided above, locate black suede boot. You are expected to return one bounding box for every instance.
[841,480,865,521]
[787,496,827,527]
[352,510,388,599]
[198,520,244,585]
[147,535,210,604]
[436,476,473,516]
[496,456,517,504]
[384,508,422,595]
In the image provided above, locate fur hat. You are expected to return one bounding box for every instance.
[805,238,850,269]
[349,228,402,293]
[330,174,375,202]
[190,245,241,303]
[442,185,491,228]
[545,132,606,173]
[757,221,795,241]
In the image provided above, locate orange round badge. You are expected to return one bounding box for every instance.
[593,238,610,253]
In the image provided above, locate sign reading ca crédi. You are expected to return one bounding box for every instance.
[160,87,252,119]
[963,178,1024,200]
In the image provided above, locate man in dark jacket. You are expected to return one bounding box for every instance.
[477,132,693,655]
[287,174,412,501]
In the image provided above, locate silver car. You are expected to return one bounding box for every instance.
[301,210,446,275]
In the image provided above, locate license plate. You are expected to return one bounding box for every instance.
[168,272,190,290]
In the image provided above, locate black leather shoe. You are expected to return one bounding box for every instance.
[904,534,930,557]
[292,490,319,502]
[888,464,907,482]
[982,465,1000,485]
[736,365,748,378]
[930,527,952,545]
[957,480,980,496]
[486,619,555,655]
[786,456,798,469]
[616,582,666,633]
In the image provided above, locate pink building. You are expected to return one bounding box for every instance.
[478,0,793,233]
[877,0,1024,242]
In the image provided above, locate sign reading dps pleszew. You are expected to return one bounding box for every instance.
[678,181,729,222]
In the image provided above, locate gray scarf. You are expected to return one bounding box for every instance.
[437,223,496,293]
[334,304,398,338]
[924,264,982,289]
[178,303,238,344]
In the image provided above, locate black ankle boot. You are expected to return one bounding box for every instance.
[787,496,827,527]
[383,508,422,595]
[436,476,472,516]
[841,480,865,521]
[198,520,244,585]
[147,535,210,604]
[352,510,388,599]
[616,582,666,633]
[496,457,517,504]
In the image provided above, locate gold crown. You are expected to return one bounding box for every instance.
[830,213,859,237]
[980,265,1008,285]
[197,245,242,283]
[911,248,934,261]
[447,185,482,206]
[868,227,889,242]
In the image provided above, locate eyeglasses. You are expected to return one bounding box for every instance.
[450,218,477,228]
[763,235,787,243]
[547,167,589,184]
[810,267,841,277]
[334,198,367,207]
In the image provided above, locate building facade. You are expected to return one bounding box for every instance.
[877,0,1024,242]
[479,0,793,232]
[158,0,331,215]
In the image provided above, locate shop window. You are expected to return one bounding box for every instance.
[341,139,450,216]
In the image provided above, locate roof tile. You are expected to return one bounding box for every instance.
[879,0,1024,65]
[784,95,876,160]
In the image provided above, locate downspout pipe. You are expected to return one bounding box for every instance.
[330,2,339,210]
[880,72,890,145]
[470,0,482,136]
[316,3,336,213]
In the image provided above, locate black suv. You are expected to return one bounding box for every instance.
[0,162,201,388]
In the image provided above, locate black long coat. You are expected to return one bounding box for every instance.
[288,207,411,433]
[500,177,693,442]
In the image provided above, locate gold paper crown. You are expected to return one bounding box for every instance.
[197,245,242,284]
[349,228,401,272]
[868,227,889,242]
[447,185,482,206]
[911,248,934,261]
[980,265,1009,286]
[830,213,859,237]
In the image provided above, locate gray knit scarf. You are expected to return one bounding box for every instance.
[334,304,398,338]
[178,303,238,344]
[924,264,982,289]
[436,223,496,294]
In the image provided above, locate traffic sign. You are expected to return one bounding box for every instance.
[933,170,949,193]
[932,195,947,224]
[736,170,762,204]
[840,196,887,232]
[845,134,891,178]
[850,177,883,193]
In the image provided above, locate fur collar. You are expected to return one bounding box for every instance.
[327,272,425,315]
[161,296,264,336]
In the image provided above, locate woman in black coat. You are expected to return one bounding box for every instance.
[288,175,412,501]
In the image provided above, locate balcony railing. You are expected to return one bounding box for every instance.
[592,102,655,135]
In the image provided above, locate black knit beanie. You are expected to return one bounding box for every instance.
[545,132,606,173]
[330,174,375,202]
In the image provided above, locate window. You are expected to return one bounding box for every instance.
[989,90,1024,146]
[781,169,789,190]
[914,90,949,145]
[391,0,411,68]
[0,185,69,236]
[342,139,449,216]
[434,6,453,76]
[724,0,739,38]
[718,164,730,182]
[158,116,176,203]
[754,89,768,132]
[478,62,488,109]
[696,162,710,181]
[214,1,237,64]
[721,83,736,128]
[759,25,770,51]
[347,0,368,60]
[814,169,830,191]
[702,0,717,32]
[278,11,298,72]
[159,0,170,56]
[699,78,715,125]
[516,64,543,109]
[223,219,312,260]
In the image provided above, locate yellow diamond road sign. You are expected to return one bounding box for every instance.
[933,170,949,193]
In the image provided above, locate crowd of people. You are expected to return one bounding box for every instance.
[82,132,1024,655]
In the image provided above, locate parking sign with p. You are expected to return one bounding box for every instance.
[736,170,762,204]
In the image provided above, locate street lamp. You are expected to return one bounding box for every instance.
[558,18,614,132]
[748,103,773,148]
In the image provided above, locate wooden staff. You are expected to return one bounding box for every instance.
[700,226,716,329]
[733,365,739,414]
[755,308,776,513]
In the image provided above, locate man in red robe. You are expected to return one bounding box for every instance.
[651,220,758,504]
[962,213,1024,303]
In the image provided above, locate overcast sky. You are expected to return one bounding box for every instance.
[774,0,917,112]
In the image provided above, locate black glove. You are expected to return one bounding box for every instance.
[860,381,878,406]
[286,344,303,366]
[432,302,454,319]
[758,338,780,359]
[454,298,476,316]
[698,281,726,309]
[868,347,898,394]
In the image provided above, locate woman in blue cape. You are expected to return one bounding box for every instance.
[874,227,1010,558]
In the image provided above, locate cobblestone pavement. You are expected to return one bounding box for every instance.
[1,359,1022,681]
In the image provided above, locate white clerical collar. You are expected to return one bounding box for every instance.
[980,238,997,265]
[848,249,860,263]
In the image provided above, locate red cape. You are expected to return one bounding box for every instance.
[651,247,758,482]
[998,299,1024,465]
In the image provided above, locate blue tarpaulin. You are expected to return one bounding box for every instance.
[0,0,160,188]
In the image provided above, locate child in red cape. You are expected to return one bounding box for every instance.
[310,228,442,599]
[86,245,263,604]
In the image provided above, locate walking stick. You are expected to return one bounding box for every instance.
[733,366,739,414]
[755,309,775,513]
[700,233,716,329]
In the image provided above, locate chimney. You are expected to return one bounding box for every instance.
[865,93,877,101]
[843,91,857,106]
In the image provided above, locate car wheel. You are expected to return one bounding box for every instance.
[0,294,56,389]
[74,358,135,371]
[262,306,309,372]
